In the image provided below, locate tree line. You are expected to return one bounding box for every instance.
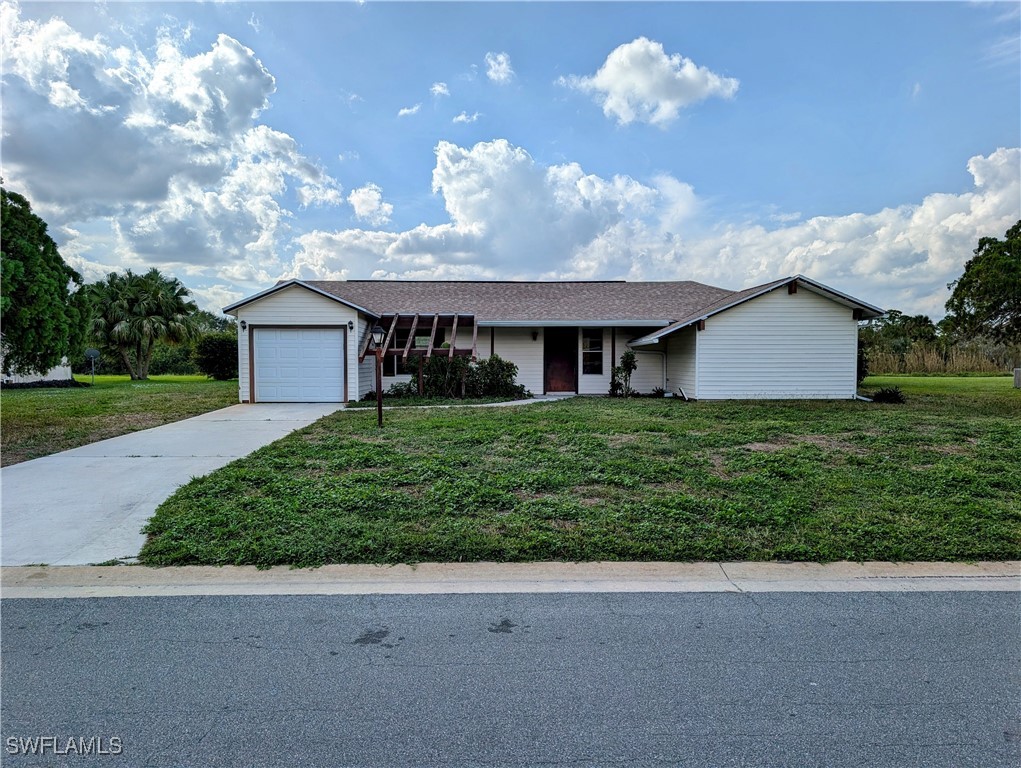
[1,187,237,382]
[859,220,1020,375]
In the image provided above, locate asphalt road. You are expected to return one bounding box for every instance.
[2,592,1018,767]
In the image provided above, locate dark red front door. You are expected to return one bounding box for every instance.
[544,327,577,393]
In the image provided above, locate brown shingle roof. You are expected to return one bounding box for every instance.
[303,280,735,323]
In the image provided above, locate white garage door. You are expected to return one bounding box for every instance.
[254,328,345,402]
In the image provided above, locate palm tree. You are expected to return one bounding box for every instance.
[89,269,199,380]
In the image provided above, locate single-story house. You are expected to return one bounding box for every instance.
[223,275,884,403]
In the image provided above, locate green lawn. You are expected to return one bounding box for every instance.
[1,375,237,465]
[141,377,1021,567]
[346,395,528,409]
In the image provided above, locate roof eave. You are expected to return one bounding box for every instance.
[222,279,379,318]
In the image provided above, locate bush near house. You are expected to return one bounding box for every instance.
[399,354,526,400]
[193,332,239,380]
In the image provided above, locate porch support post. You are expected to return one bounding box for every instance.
[449,314,459,359]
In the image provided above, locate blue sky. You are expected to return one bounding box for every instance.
[2,1,1019,317]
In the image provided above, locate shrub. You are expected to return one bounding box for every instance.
[386,380,418,398]
[409,354,525,399]
[609,349,638,397]
[412,355,470,398]
[149,341,199,375]
[192,332,238,380]
[871,386,906,404]
[467,355,524,398]
[1,378,89,389]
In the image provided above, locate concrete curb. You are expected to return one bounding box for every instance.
[2,561,1018,598]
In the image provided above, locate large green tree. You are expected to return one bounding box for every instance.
[859,309,938,354]
[89,268,199,380]
[943,220,1021,344]
[0,188,89,375]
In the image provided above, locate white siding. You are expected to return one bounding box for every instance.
[491,327,544,395]
[357,318,375,400]
[665,327,697,398]
[611,328,664,395]
[631,350,666,393]
[2,362,73,384]
[696,287,858,399]
[235,285,359,402]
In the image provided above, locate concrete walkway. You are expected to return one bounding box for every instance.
[0,403,342,566]
[2,561,1017,598]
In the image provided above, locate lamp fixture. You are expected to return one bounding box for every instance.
[348,320,354,331]
[531,330,539,341]
[370,324,386,347]
[240,320,247,332]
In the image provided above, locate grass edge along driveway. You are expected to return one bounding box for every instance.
[141,376,1021,567]
[0,375,238,466]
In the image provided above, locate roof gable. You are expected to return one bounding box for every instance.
[222,279,377,317]
[629,275,885,346]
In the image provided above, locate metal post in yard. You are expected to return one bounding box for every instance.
[371,325,386,428]
[375,349,384,427]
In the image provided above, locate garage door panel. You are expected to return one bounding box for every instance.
[254,328,344,402]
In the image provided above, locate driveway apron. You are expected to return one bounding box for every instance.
[1,404,342,566]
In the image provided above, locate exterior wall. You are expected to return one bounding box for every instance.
[696,287,858,399]
[490,327,544,395]
[2,362,73,384]
[235,285,359,402]
[577,328,612,395]
[357,317,375,400]
[611,328,665,395]
[631,350,666,393]
[665,327,697,398]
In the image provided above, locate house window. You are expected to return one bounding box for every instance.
[582,329,603,375]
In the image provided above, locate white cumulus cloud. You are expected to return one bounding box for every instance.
[347,183,394,226]
[397,103,421,117]
[0,1,341,287]
[560,37,739,127]
[430,81,449,97]
[453,111,480,124]
[484,51,514,84]
[291,141,1019,319]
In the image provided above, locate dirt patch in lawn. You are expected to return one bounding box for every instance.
[739,434,866,455]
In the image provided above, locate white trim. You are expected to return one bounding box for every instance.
[794,274,885,315]
[224,280,378,318]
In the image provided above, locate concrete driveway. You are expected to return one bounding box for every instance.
[1,403,343,566]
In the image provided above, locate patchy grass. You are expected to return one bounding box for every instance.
[346,395,528,409]
[141,378,1021,567]
[1,375,237,465]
